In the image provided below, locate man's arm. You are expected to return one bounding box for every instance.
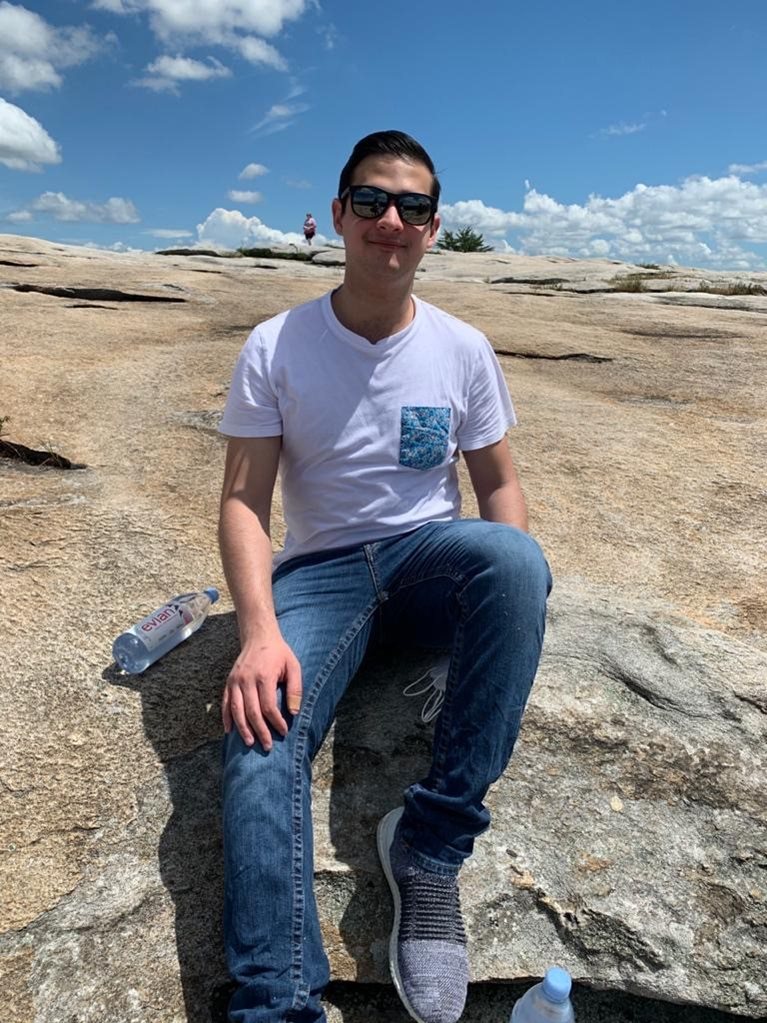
[218,435,301,750]
[462,436,529,531]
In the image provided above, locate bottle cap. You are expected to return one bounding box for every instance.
[542,966,572,1003]
[205,587,220,603]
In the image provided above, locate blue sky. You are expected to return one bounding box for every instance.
[1,0,766,268]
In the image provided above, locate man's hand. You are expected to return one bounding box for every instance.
[222,635,302,751]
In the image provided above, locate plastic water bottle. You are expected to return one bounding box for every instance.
[112,587,220,674]
[511,967,575,1022]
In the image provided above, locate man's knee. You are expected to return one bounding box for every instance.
[222,722,296,798]
[462,522,551,593]
[499,527,551,590]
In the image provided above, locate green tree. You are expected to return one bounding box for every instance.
[437,227,492,252]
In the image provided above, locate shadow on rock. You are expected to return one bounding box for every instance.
[106,626,442,1021]
[327,644,438,982]
[107,611,240,1023]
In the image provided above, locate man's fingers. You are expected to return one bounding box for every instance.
[260,688,288,738]
[224,642,302,750]
[228,685,256,747]
[242,687,273,751]
[221,685,232,733]
[285,656,303,716]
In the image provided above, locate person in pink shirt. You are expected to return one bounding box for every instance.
[303,212,317,244]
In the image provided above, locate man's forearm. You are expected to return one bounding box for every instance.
[477,482,529,532]
[463,438,529,533]
[219,498,280,645]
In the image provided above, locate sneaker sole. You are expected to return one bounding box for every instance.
[376,807,429,1023]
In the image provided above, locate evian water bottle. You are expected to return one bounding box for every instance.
[511,967,575,1022]
[112,587,219,674]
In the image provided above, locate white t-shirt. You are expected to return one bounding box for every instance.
[219,291,516,565]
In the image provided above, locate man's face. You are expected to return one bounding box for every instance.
[332,155,440,281]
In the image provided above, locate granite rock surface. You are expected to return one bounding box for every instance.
[1,235,766,1022]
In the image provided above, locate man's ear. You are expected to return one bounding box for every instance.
[331,197,344,236]
[426,212,441,250]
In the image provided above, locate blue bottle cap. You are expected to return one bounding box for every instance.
[204,587,220,603]
[542,966,572,1003]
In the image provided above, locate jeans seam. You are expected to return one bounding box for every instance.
[363,542,386,600]
[388,568,466,600]
[288,597,380,1006]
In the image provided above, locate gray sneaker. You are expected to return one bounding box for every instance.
[377,807,469,1023]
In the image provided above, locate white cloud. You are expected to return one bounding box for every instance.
[438,198,523,238]
[600,121,646,137]
[164,56,226,78]
[729,160,767,176]
[252,100,309,136]
[144,228,194,238]
[108,241,144,252]
[0,97,61,170]
[135,54,231,92]
[239,162,269,179]
[197,207,312,249]
[92,1,306,74]
[595,110,666,140]
[318,22,339,50]
[92,0,307,38]
[0,2,107,93]
[24,191,140,223]
[589,238,611,256]
[228,189,263,203]
[285,177,311,189]
[58,238,145,253]
[284,78,305,100]
[5,208,32,221]
[234,34,286,70]
[439,174,767,269]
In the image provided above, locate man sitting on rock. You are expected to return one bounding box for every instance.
[217,129,552,1023]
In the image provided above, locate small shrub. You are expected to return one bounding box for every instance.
[637,262,661,270]
[695,282,767,297]
[155,248,237,257]
[437,228,492,252]
[0,415,9,437]
[237,247,312,262]
[610,275,645,292]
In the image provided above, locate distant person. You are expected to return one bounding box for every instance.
[303,212,317,244]
[218,130,552,1023]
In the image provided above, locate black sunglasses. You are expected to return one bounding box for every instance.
[340,185,437,226]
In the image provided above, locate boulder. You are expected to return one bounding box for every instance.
[311,579,767,1016]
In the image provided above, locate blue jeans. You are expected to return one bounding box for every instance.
[222,520,552,1022]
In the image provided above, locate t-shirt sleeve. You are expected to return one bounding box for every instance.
[455,336,517,451]
[218,330,283,437]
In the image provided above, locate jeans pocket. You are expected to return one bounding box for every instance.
[399,406,451,470]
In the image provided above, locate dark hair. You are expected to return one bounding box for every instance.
[338,130,441,203]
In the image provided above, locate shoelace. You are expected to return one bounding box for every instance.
[402,654,450,723]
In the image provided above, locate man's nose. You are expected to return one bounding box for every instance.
[376,199,404,228]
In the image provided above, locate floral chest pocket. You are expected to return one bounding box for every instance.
[399,406,451,471]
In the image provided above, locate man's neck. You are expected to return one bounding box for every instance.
[331,280,415,344]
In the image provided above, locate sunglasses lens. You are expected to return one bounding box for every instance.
[398,194,434,225]
[348,186,434,224]
[350,186,387,219]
